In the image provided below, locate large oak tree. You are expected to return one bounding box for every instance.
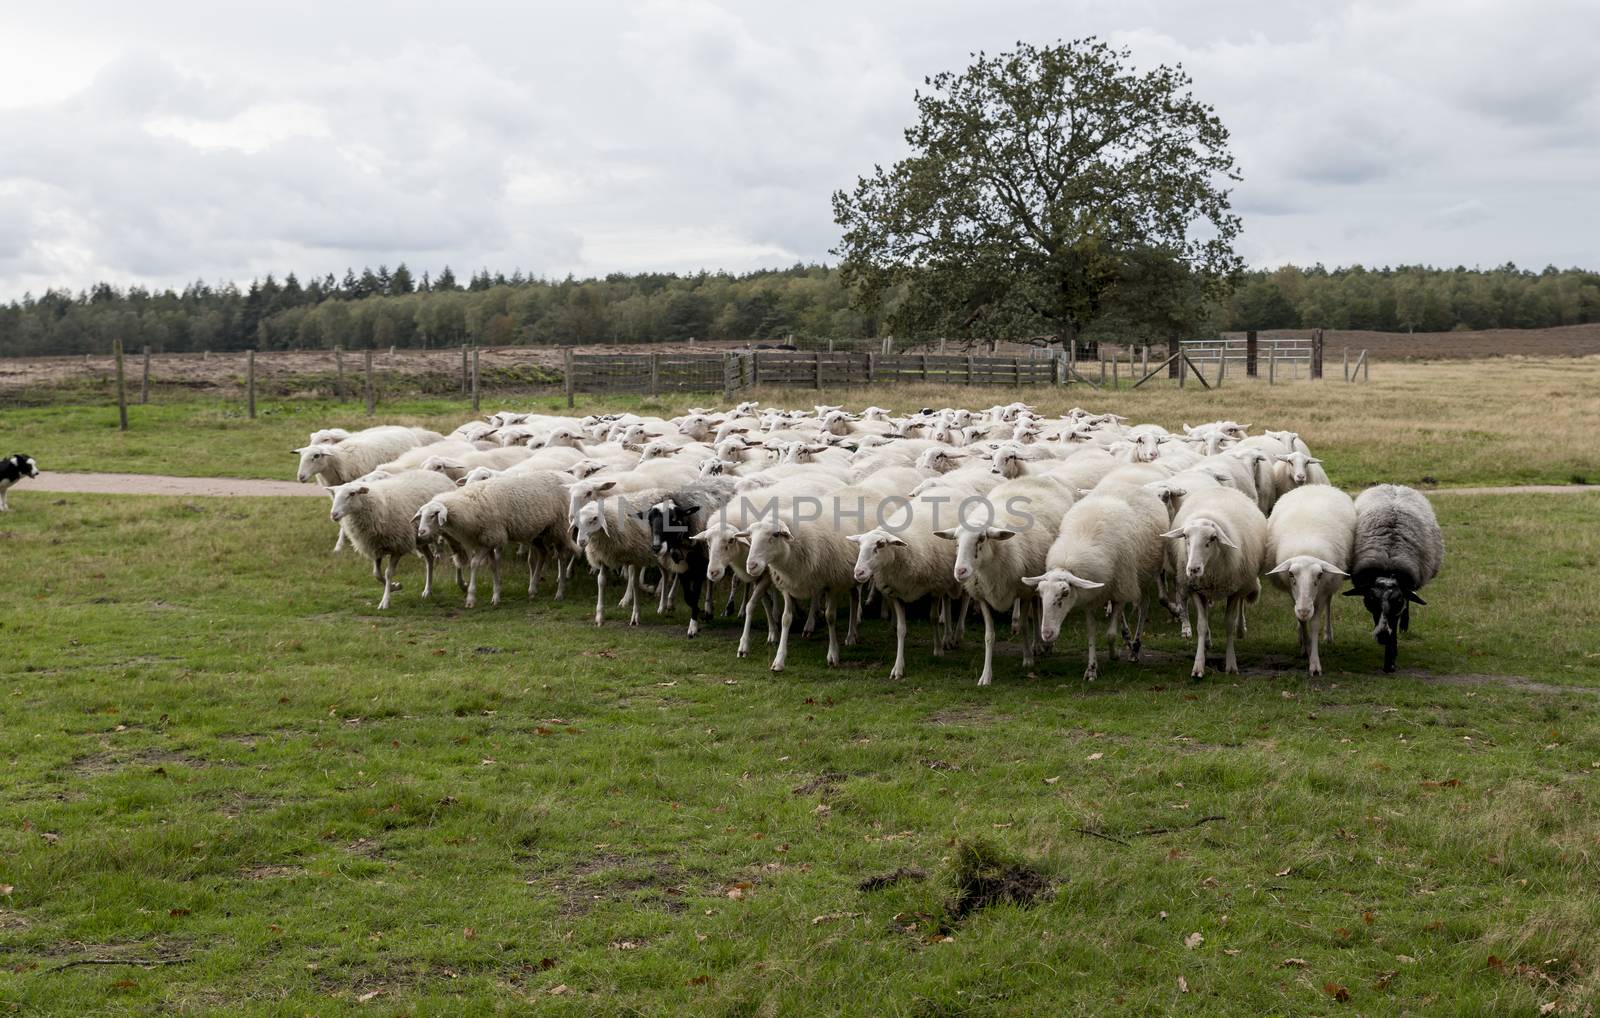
[832,39,1242,348]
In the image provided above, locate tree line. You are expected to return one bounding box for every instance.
[2,262,1598,358]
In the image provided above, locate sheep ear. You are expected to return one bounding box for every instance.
[1275,454,1294,463]
[885,535,908,548]
[986,527,1018,541]
[1020,574,1044,587]
[932,528,959,541]
[1406,591,1427,605]
[1265,561,1293,575]
[292,447,303,454]
[1321,563,1348,578]
[1307,457,1323,465]
[595,480,617,493]
[1159,528,1185,540]
[844,533,863,543]
[1342,588,1366,597]
[1214,530,1239,550]
[353,486,370,496]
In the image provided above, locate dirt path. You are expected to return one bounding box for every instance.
[18,472,324,498]
[14,473,1600,500]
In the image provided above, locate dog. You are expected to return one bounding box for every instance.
[0,454,39,511]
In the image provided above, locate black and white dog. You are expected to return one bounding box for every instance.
[0,454,39,511]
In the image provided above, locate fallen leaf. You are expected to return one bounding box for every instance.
[688,975,711,986]
[40,832,59,844]
[1184,932,1204,950]
[1540,1002,1558,1015]
[1324,982,1350,1002]
[463,927,476,939]
[1363,911,1376,925]
[1283,958,1309,968]
[169,907,191,917]
[1396,954,1416,964]
[1487,955,1505,971]
[357,989,384,1003]
[1374,970,1396,990]
[1275,867,1292,877]
[611,940,640,950]
[0,885,12,895]
[1223,948,1241,957]
[537,957,557,970]
[811,912,863,926]
[1420,778,1461,789]
[726,887,745,900]
[1087,752,1104,761]
[1044,776,1060,784]
[1177,975,1189,993]
[548,984,569,995]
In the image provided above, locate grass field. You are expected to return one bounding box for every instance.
[3,356,1599,488]
[3,364,1600,1014]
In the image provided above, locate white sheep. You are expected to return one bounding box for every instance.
[1265,485,1356,676]
[328,470,458,610]
[1162,486,1268,678]
[936,475,1078,685]
[414,469,575,607]
[571,485,669,626]
[1273,450,1330,492]
[1024,483,1169,679]
[846,486,968,679]
[296,426,442,486]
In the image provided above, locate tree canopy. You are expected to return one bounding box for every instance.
[832,38,1242,348]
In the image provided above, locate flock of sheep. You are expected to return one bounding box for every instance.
[296,401,1445,681]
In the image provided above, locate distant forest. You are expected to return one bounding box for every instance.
[3,262,1599,357]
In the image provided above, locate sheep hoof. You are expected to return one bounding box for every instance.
[1180,625,1192,639]
[1190,668,1205,680]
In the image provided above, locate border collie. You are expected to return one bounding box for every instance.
[0,454,39,510]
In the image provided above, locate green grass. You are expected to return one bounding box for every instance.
[2,488,1598,1015]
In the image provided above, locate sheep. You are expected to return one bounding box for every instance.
[1161,486,1269,678]
[328,470,458,610]
[296,426,441,486]
[1347,484,1445,672]
[571,485,670,626]
[372,439,482,475]
[413,470,575,608]
[1024,484,1169,680]
[741,487,886,671]
[642,479,739,636]
[936,475,1078,685]
[1265,485,1357,677]
[692,496,785,658]
[846,486,968,680]
[309,427,352,445]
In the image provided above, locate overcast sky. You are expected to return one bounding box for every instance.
[2,0,1596,298]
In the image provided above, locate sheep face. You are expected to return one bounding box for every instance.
[1276,452,1323,487]
[917,447,964,473]
[328,483,369,522]
[990,448,1024,478]
[572,501,610,550]
[296,445,335,484]
[693,524,741,582]
[845,528,907,584]
[413,500,449,541]
[1344,575,1424,671]
[1163,518,1237,581]
[565,479,617,524]
[934,525,1017,584]
[1022,570,1106,643]
[1266,555,1348,622]
[1131,433,1163,463]
[738,520,794,579]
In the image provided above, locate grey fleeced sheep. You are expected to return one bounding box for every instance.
[1347,484,1445,672]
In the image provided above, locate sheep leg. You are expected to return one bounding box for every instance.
[619,567,634,608]
[765,588,781,643]
[1400,601,1411,634]
[594,568,606,626]
[1297,617,1310,657]
[703,578,714,616]
[845,588,860,646]
[684,569,704,637]
[378,555,397,611]
[1322,592,1334,643]
[553,553,569,601]
[1223,594,1242,675]
[1020,600,1035,668]
[824,592,841,667]
[464,555,479,609]
[932,597,946,658]
[977,601,996,686]
[1307,604,1324,678]
[528,547,542,597]
[771,592,794,672]
[1105,603,1122,662]
[1010,598,1022,636]
[1236,602,1248,638]
[1083,606,1099,681]
[724,578,741,617]
[420,545,435,599]
[1177,583,1193,640]
[736,578,767,658]
[1128,591,1149,661]
[657,572,673,615]
[890,598,908,680]
[628,569,642,626]
[1190,593,1209,679]
[802,599,817,638]
[332,527,346,554]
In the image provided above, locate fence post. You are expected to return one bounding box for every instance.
[815,350,823,391]
[1168,336,1180,379]
[922,354,930,382]
[1343,346,1350,382]
[139,345,150,404]
[364,349,375,416]
[722,353,734,402]
[1179,349,1187,389]
[1246,330,1258,378]
[1311,328,1324,379]
[649,353,660,397]
[1363,351,1370,382]
[1269,348,1276,385]
[247,349,257,419]
[1112,356,1119,389]
[866,352,876,384]
[461,344,469,396]
[751,350,761,388]
[1142,345,1149,379]
[968,354,975,385]
[1013,356,1021,387]
[1216,352,1225,388]
[471,347,480,413]
[1098,356,1106,386]
[113,337,128,431]
[564,348,574,409]
[335,346,346,401]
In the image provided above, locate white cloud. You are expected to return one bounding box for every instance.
[0,0,1596,298]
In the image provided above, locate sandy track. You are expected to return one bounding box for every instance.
[18,472,324,497]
